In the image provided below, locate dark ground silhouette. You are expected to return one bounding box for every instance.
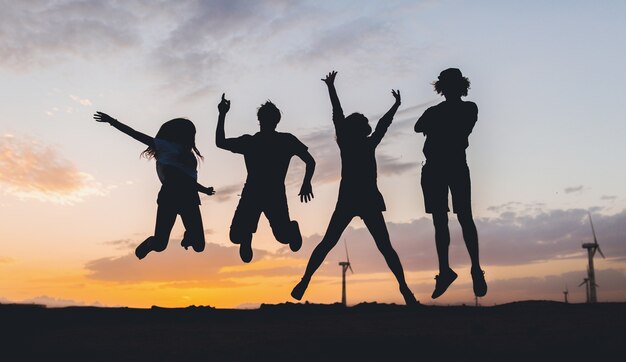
[2,301,625,360]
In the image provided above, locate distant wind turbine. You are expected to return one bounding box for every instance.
[563,285,569,304]
[582,211,605,303]
[339,239,353,307]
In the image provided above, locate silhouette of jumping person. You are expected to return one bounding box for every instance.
[291,71,417,305]
[93,112,214,259]
[414,68,487,299]
[215,94,315,263]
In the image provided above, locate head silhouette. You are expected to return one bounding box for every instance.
[257,101,281,131]
[142,118,203,160]
[433,68,471,98]
[343,112,372,140]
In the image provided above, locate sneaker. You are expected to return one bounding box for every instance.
[291,277,310,301]
[135,237,154,260]
[289,221,302,252]
[472,269,487,297]
[400,286,419,306]
[181,232,205,253]
[431,269,458,299]
[239,239,253,263]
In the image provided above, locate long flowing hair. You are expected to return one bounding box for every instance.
[141,118,203,160]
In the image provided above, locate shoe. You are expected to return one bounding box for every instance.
[289,221,302,252]
[135,237,154,260]
[401,286,419,306]
[239,239,253,263]
[181,232,205,253]
[431,269,458,299]
[472,269,487,297]
[291,277,310,301]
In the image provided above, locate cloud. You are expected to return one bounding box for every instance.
[211,183,243,203]
[0,134,108,203]
[69,95,92,106]
[601,195,617,201]
[564,185,584,194]
[0,1,140,70]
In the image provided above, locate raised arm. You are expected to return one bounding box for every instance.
[295,149,316,203]
[370,89,401,146]
[93,111,154,147]
[322,71,344,125]
[215,93,231,150]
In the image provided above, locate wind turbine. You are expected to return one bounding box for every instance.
[338,239,353,307]
[579,278,590,303]
[563,285,569,304]
[582,211,605,303]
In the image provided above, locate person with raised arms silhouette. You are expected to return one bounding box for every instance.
[93,112,214,259]
[291,71,417,305]
[216,94,315,263]
[414,68,487,299]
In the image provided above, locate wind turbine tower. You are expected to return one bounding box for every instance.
[563,286,569,304]
[582,212,605,303]
[338,239,353,306]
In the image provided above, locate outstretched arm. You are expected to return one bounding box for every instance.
[215,93,231,150]
[93,111,154,147]
[322,71,344,125]
[370,89,401,146]
[296,149,316,203]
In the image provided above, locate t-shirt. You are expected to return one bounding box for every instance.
[224,131,307,193]
[153,138,198,184]
[415,100,477,165]
[332,107,391,213]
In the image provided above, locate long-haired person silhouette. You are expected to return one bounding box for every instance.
[93,112,215,259]
[216,94,315,263]
[414,68,487,299]
[291,71,417,305]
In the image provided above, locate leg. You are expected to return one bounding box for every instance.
[361,212,417,305]
[291,209,353,300]
[432,211,451,274]
[264,194,302,252]
[458,210,487,297]
[180,205,206,253]
[230,193,262,263]
[136,204,177,259]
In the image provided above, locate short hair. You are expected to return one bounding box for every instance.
[257,101,281,129]
[432,68,471,97]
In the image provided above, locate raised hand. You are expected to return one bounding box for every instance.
[93,111,116,124]
[321,71,337,86]
[218,93,231,113]
[392,89,401,105]
[298,181,314,203]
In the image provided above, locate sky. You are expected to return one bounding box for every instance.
[1,0,625,308]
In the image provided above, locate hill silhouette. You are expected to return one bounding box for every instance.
[2,301,625,360]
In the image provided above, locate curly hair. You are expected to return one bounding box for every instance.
[433,68,471,97]
[257,101,281,129]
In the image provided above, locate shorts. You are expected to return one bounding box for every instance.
[420,162,472,214]
[230,188,291,235]
[157,185,201,211]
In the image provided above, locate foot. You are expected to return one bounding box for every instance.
[181,232,205,253]
[431,268,458,299]
[400,286,419,306]
[135,237,154,260]
[471,269,487,297]
[239,239,253,263]
[291,277,310,301]
[289,221,302,252]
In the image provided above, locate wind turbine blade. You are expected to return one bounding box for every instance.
[344,239,350,264]
[578,280,586,287]
[596,245,606,258]
[588,211,598,244]
[348,264,354,273]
